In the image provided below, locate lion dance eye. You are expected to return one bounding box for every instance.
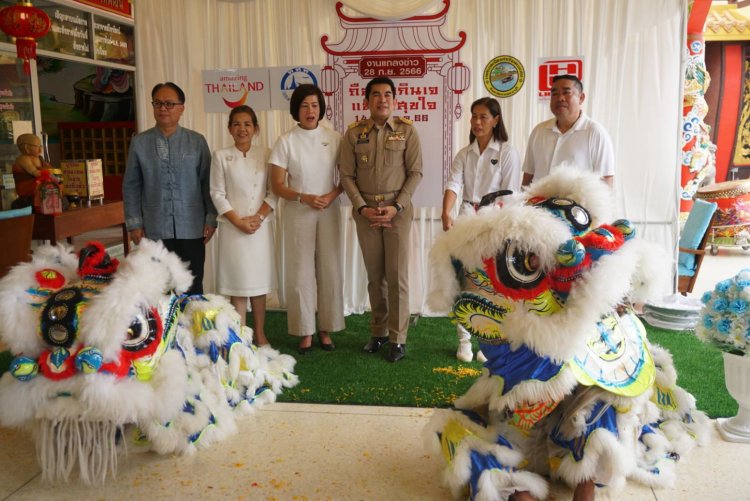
[40,287,83,348]
[123,307,162,353]
[483,241,549,301]
[501,242,544,289]
[534,197,591,235]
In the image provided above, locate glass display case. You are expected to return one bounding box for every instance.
[0,49,36,209]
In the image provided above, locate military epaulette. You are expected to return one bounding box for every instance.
[394,116,413,125]
[348,119,367,129]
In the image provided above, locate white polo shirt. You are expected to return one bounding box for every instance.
[522,113,614,180]
[269,124,341,195]
[445,138,521,203]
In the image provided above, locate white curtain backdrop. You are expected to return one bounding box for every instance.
[132,0,686,315]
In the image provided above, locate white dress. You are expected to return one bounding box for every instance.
[210,145,277,297]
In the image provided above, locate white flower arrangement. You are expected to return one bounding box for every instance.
[696,269,750,355]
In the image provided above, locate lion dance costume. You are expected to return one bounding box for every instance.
[425,168,709,499]
[0,239,297,484]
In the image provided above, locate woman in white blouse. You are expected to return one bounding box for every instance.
[441,97,521,362]
[210,105,276,346]
[270,84,344,354]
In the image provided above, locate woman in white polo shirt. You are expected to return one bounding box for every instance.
[270,84,345,354]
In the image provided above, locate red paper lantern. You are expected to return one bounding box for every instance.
[0,1,51,75]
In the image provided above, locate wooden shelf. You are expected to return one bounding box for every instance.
[58,121,135,176]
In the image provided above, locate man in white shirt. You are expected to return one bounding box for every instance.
[522,75,614,188]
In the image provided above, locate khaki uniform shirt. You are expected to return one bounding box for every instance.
[339,116,423,210]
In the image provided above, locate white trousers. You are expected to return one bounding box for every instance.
[282,201,345,336]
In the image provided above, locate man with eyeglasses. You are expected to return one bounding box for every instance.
[521,74,614,188]
[123,82,217,295]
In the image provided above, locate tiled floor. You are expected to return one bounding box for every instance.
[0,402,749,500]
[688,245,749,300]
[0,236,748,500]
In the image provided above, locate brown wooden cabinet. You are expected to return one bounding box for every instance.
[58,121,135,177]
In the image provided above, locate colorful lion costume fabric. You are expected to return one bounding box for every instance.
[425,168,709,500]
[0,239,297,484]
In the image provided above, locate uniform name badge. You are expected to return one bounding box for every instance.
[387,132,406,142]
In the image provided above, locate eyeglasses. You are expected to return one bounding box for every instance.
[151,100,183,110]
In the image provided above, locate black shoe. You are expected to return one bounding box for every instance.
[318,333,335,351]
[386,343,406,362]
[363,337,389,353]
[298,336,313,355]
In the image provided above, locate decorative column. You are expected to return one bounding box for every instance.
[681,0,715,221]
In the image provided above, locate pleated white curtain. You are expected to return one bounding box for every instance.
[133,0,686,315]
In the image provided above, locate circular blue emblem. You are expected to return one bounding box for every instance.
[280,67,318,101]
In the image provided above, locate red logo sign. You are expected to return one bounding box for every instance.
[538,59,583,98]
[359,56,426,79]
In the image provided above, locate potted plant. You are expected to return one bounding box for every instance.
[696,268,750,443]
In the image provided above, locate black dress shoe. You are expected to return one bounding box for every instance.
[386,343,406,362]
[363,337,389,353]
[298,336,314,355]
[318,333,335,351]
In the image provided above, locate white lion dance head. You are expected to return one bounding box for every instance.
[0,239,297,484]
[426,168,708,500]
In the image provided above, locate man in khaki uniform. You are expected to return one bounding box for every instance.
[339,77,423,362]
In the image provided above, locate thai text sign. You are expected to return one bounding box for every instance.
[60,159,104,199]
[38,6,91,58]
[359,56,426,79]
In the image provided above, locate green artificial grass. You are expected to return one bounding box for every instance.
[645,325,737,419]
[265,312,482,407]
[266,312,736,418]
[0,312,737,418]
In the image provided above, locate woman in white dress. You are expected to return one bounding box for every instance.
[210,105,276,346]
[270,84,345,354]
[441,97,521,362]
